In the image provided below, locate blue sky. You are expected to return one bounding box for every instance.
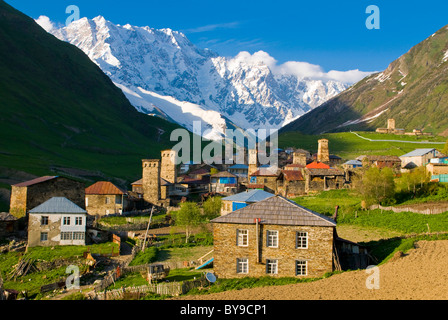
[7,0,448,73]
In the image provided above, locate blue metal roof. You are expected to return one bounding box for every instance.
[344,160,362,165]
[400,148,436,158]
[222,189,274,203]
[29,197,86,214]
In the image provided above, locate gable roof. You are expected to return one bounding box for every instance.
[212,196,336,227]
[306,161,330,169]
[250,168,279,177]
[211,171,237,178]
[279,170,305,181]
[400,148,436,158]
[29,197,87,214]
[12,176,58,187]
[222,189,274,203]
[305,168,344,176]
[85,181,125,195]
[344,160,362,166]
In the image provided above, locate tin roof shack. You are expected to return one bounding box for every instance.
[85,181,127,216]
[0,212,18,238]
[210,171,238,195]
[28,197,87,247]
[9,176,85,219]
[220,189,274,215]
[211,196,337,278]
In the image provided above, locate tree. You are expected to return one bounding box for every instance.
[202,196,222,220]
[396,166,430,198]
[355,166,396,206]
[174,202,202,243]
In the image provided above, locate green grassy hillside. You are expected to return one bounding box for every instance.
[279,131,446,161]
[0,1,184,187]
[280,23,448,135]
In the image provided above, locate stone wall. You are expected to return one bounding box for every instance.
[160,150,177,184]
[142,159,160,205]
[86,194,125,216]
[9,177,85,219]
[213,223,334,278]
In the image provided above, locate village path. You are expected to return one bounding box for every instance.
[351,131,445,144]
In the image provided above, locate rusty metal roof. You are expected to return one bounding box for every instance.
[212,196,336,227]
[280,170,305,181]
[85,181,125,195]
[12,176,58,187]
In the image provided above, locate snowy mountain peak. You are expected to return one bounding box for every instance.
[42,16,364,139]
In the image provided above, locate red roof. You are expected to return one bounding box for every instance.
[13,176,58,187]
[85,181,125,195]
[281,170,305,181]
[306,161,330,169]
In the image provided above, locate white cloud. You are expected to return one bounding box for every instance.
[35,15,56,33]
[230,50,375,84]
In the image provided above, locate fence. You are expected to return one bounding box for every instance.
[87,276,208,300]
[369,204,448,215]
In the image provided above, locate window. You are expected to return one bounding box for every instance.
[237,258,249,274]
[266,230,278,248]
[41,216,49,226]
[63,217,70,225]
[266,259,278,274]
[237,229,248,246]
[40,232,48,241]
[85,197,89,207]
[61,232,73,240]
[75,217,83,225]
[105,197,111,204]
[296,231,308,249]
[73,232,85,240]
[115,196,122,205]
[296,260,307,276]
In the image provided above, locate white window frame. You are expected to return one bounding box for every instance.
[237,258,249,274]
[61,232,73,240]
[237,229,249,247]
[266,259,278,274]
[41,216,49,226]
[296,231,308,249]
[296,260,307,276]
[266,230,279,248]
[75,217,83,225]
[63,216,71,225]
[40,232,48,241]
[73,232,85,240]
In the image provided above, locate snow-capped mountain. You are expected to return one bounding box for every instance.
[47,16,351,139]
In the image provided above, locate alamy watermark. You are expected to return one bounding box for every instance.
[365,265,380,290]
[170,121,279,167]
[66,265,80,290]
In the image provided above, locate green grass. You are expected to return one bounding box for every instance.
[279,131,445,161]
[128,247,159,266]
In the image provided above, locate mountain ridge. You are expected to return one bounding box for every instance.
[280,24,448,136]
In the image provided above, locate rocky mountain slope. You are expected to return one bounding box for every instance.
[48,16,350,139]
[280,24,448,135]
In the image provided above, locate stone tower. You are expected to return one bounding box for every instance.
[248,149,258,177]
[317,139,330,164]
[142,159,160,205]
[387,119,395,131]
[293,152,307,167]
[160,149,177,184]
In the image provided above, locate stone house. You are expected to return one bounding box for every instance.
[304,168,345,193]
[248,168,279,193]
[28,197,87,247]
[9,176,85,219]
[399,148,440,169]
[211,196,337,278]
[220,189,274,215]
[357,155,402,171]
[276,170,306,198]
[85,181,127,216]
[0,212,18,238]
[210,171,238,195]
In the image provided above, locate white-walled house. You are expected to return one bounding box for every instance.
[28,197,87,247]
